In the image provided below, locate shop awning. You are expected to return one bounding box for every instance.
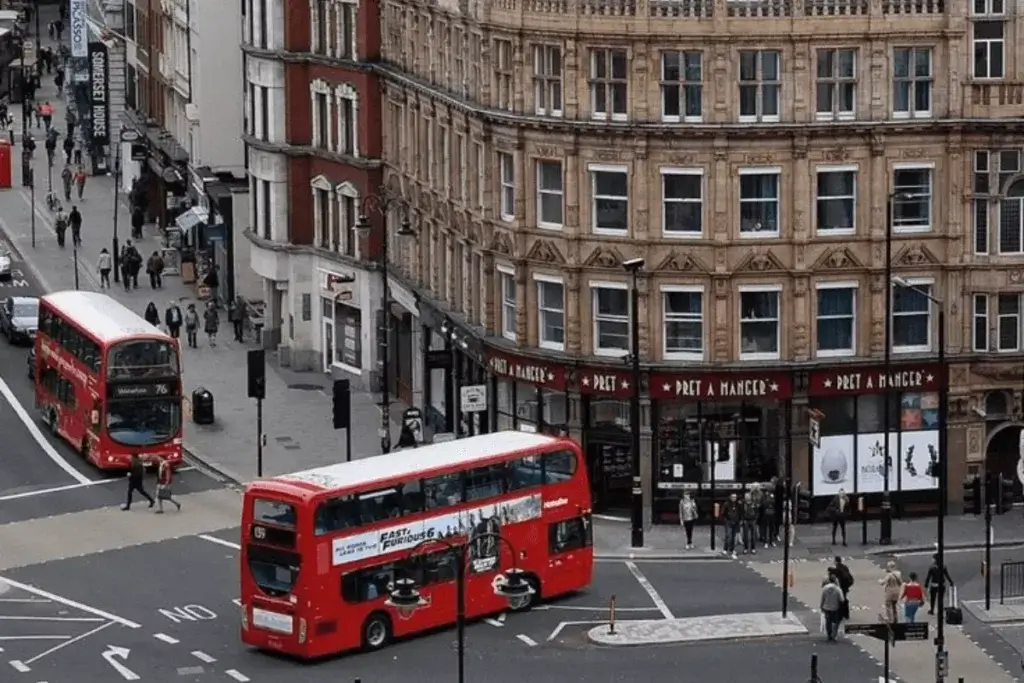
[175,206,209,232]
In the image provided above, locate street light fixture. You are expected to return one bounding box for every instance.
[891,275,948,683]
[622,257,645,549]
[354,195,416,454]
[385,535,534,683]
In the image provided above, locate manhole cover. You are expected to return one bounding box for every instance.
[288,383,324,391]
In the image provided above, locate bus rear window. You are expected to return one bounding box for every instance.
[247,544,301,598]
[253,499,297,527]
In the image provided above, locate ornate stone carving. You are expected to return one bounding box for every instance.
[490,230,513,256]
[893,243,939,267]
[973,363,1022,383]
[735,249,786,274]
[526,239,566,264]
[583,247,624,269]
[655,251,708,273]
[950,396,971,419]
[823,147,850,163]
[813,247,864,271]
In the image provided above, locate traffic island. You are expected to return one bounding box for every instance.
[587,612,806,646]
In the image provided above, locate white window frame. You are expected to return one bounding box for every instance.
[738,284,782,361]
[891,162,934,234]
[659,50,703,123]
[534,274,565,352]
[814,281,858,359]
[890,276,934,354]
[972,20,1005,80]
[738,166,781,238]
[533,44,563,117]
[536,159,564,229]
[972,0,1005,16]
[589,163,629,235]
[973,293,989,352]
[310,78,333,150]
[498,266,517,341]
[590,281,630,358]
[498,152,515,222]
[996,292,1020,352]
[336,181,359,258]
[660,167,703,238]
[589,48,628,122]
[815,164,857,235]
[738,49,781,124]
[892,47,932,119]
[661,284,704,361]
[334,83,359,157]
[311,175,334,251]
[815,48,857,121]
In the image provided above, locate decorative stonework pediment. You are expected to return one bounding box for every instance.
[490,230,513,256]
[893,243,939,267]
[526,239,566,265]
[655,251,708,273]
[812,247,863,271]
[735,249,786,274]
[311,174,332,191]
[583,247,625,269]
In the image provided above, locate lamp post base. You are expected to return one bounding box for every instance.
[879,497,893,545]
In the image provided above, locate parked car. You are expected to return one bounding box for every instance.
[0,248,12,280]
[0,296,38,345]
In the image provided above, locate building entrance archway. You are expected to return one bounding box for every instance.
[985,421,1024,499]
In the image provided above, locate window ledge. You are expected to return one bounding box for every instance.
[739,352,781,362]
[816,349,856,359]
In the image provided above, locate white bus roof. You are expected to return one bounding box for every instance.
[279,431,563,492]
[42,291,170,344]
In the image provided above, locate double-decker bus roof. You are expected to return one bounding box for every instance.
[275,431,563,495]
[42,291,170,344]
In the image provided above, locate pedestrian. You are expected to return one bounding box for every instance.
[924,553,954,615]
[144,302,160,328]
[902,571,925,623]
[184,303,199,348]
[74,164,86,199]
[820,575,845,642]
[828,488,849,546]
[68,205,82,247]
[6,115,13,145]
[40,101,52,130]
[227,297,244,342]
[154,456,182,513]
[62,135,73,164]
[203,301,219,346]
[54,67,64,96]
[98,247,112,287]
[879,560,903,624]
[783,492,795,547]
[722,493,741,559]
[678,491,698,550]
[56,18,64,40]
[832,556,854,629]
[396,424,418,449]
[749,484,764,544]
[44,130,56,166]
[122,240,141,289]
[741,491,758,555]
[131,205,145,239]
[146,250,164,288]
[760,490,776,548]
[54,207,67,247]
[121,453,155,511]
[164,300,183,339]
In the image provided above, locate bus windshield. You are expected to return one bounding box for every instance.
[108,340,178,379]
[106,398,182,447]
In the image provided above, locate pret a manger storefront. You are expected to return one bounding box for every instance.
[807,363,944,516]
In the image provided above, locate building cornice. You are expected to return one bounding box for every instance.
[244,229,379,272]
[241,44,376,74]
[243,135,383,169]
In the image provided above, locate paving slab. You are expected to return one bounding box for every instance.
[962,598,1024,624]
[586,611,807,646]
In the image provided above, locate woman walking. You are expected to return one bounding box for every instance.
[155,456,182,513]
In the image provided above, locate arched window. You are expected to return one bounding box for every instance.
[998,178,1024,254]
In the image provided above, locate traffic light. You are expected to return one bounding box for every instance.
[997,476,1016,515]
[962,475,982,516]
[795,485,812,523]
[332,379,351,430]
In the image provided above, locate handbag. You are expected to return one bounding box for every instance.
[157,485,173,500]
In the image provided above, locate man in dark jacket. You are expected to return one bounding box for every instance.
[68,206,82,247]
[165,302,183,339]
[925,554,955,615]
[121,453,155,510]
[832,556,855,624]
[722,493,742,559]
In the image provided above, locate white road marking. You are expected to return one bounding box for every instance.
[0,479,119,502]
[0,598,50,603]
[225,670,250,682]
[894,546,1024,558]
[0,636,70,641]
[592,514,628,522]
[624,560,674,620]
[152,633,179,644]
[483,618,504,628]
[9,660,29,672]
[535,605,657,612]
[198,534,241,550]
[0,577,140,628]
[25,622,115,665]
[516,634,538,647]
[0,376,92,484]
[191,650,216,663]
[547,620,604,641]
[0,616,104,622]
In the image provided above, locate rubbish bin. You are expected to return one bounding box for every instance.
[192,387,214,425]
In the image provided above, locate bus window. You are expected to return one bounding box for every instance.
[357,488,402,523]
[314,496,358,534]
[424,472,463,509]
[508,454,544,491]
[400,479,424,515]
[549,516,592,554]
[108,340,178,379]
[253,499,297,528]
[341,562,398,603]
[247,544,301,598]
[465,463,508,502]
[418,549,457,585]
[543,450,577,484]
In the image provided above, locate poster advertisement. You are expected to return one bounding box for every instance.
[855,432,899,494]
[705,440,736,481]
[899,430,940,491]
[901,392,939,431]
[814,435,854,498]
[69,0,88,58]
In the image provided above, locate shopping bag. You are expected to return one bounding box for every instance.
[944,585,963,625]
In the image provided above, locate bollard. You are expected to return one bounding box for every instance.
[608,595,617,635]
[809,653,818,683]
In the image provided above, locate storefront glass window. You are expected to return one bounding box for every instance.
[321,298,333,320]
[496,380,515,431]
[808,396,855,436]
[857,395,902,433]
[334,302,361,369]
[542,389,568,429]
[589,398,629,429]
[515,383,539,429]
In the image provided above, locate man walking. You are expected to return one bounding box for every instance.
[68,205,82,247]
[74,165,87,199]
[722,493,742,560]
[833,556,855,632]
[155,456,182,513]
[925,554,955,615]
[741,491,758,555]
[820,575,845,642]
[165,301,183,339]
[121,453,155,511]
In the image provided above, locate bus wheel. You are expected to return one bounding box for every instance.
[508,574,540,612]
[361,612,392,650]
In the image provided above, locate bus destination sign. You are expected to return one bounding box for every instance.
[108,381,178,400]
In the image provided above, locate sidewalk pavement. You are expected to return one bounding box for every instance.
[593,513,1024,561]
[962,597,1024,624]
[586,612,806,646]
[0,29,402,482]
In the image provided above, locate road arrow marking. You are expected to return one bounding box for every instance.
[101,645,139,681]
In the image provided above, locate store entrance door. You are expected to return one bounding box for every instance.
[586,425,632,514]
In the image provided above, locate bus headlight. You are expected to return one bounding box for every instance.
[298,618,307,644]
[240,605,248,631]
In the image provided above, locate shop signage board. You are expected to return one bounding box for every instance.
[69,0,88,58]
[648,371,793,401]
[88,42,110,148]
[460,384,487,413]
[578,368,633,398]
[808,364,942,397]
[486,350,566,390]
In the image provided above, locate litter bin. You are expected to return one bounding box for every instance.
[192,387,214,425]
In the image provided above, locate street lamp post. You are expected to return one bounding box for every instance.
[892,276,947,683]
[354,196,415,454]
[622,257,645,548]
[386,535,535,683]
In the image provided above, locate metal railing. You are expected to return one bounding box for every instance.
[999,560,1024,604]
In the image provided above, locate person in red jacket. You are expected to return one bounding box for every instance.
[902,572,925,623]
[155,456,182,513]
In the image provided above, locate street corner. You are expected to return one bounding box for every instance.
[585,612,808,647]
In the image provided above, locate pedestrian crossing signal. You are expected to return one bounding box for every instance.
[962,475,982,516]
[997,475,1015,515]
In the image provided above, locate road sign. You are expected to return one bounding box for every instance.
[460,384,487,413]
[844,621,928,644]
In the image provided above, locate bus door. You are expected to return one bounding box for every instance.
[545,514,593,595]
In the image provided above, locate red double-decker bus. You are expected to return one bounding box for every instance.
[34,291,183,470]
[240,431,593,658]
